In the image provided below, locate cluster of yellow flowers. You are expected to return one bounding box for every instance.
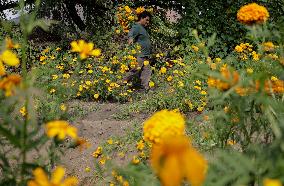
[234,43,260,61]
[116,5,153,33]
[237,3,269,25]
[116,5,137,33]
[143,110,185,144]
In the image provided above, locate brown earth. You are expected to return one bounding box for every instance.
[61,101,149,186]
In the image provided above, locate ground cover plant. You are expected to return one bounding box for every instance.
[0,0,284,186]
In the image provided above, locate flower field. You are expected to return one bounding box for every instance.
[0,1,284,186]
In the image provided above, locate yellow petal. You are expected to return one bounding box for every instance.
[1,50,20,66]
[66,126,78,139]
[27,180,38,186]
[159,155,182,186]
[51,166,65,184]
[0,61,6,76]
[62,177,79,186]
[70,41,81,52]
[33,168,49,186]
[91,49,101,57]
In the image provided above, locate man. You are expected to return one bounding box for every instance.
[124,11,152,90]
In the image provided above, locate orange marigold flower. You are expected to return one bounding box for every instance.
[0,74,21,96]
[237,3,269,25]
[151,136,207,186]
[143,110,185,144]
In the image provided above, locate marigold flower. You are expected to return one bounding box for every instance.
[262,42,275,52]
[5,37,20,49]
[0,74,21,96]
[45,120,78,140]
[27,166,78,186]
[70,40,101,59]
[151,136,207,186]
[237,3,269,25]
[143,110,185,144]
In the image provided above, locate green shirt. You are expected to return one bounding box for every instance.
[128,23,151,57]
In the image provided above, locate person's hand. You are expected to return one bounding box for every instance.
[128,38,134,45]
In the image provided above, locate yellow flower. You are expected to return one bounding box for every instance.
[252,51,260,61]
[271,76,278,81]
[0,74,21,96]
[132,156,140,164]
[45,120,78,140]
[191,45,199,52]
[91,49,101,57]
[149,81,155,88]
[70,40,101,59]
[0,50,20,66]
[200,90,207,95]
[94,94,99,99]
[27,166,78,186]
[5,37,20,49]
[136,7,145,14]
[262,42,275,52]
[143,60,149,66]
[247,68,253,74]
[124,6,131,13]
[107,139,113,145]
[85,167,91,172]
[160,67,167,74]
[50,88,56,94]
[52,75,58,80]
[237,3,269,25]
[136,140,145,151]
[151,136,207,186]
[60,104,67,111]
[92,146,103,158]
[55,47,61,51]
[128,15,135,21]
[263,178,282,186]
[143,110,185,144]
[167,76,173,82]
[20,106,27,117]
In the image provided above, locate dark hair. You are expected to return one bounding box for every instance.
[138,11,152,21]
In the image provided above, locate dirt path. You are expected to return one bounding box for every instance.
[61,102,148,185]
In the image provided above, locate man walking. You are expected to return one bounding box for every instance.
[124,11,152,90]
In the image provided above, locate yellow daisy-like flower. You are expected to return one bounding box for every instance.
[27,166,78,186]
[151,136,207,186]
[0,74,22,96]
[45,120,78,140]
[237,3,269,25]
[70,40,101,59]
[160,67,167,74]
[143,110,185,144]
[149,81,155,88]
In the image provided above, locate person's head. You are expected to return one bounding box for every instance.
[137,11,152,27]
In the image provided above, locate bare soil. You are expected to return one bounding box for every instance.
[61,101,148,185]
